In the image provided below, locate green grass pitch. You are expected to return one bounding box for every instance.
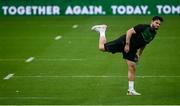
[0,16,180,105]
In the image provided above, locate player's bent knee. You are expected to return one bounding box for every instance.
[127,60,136,69]
[129,63,136,70]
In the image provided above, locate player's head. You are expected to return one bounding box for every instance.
[151,16,163,30]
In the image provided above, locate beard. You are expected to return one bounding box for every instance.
[154,27,159,30]
[152,25,159,30]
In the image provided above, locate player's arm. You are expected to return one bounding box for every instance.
[124,28,136,53]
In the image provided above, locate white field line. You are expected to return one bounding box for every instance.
[0,58,84,62]
[1,56,176,62]
[37,58,83,61]
[13,75,180,78]
[0,97,60,100]
[1,36,179,40]
[3,73,14,80]
[0,59,24,61]
[25,57,34,63]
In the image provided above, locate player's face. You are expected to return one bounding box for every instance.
[151,20,161,30]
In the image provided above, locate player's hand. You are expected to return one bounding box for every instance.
[124,44,130,53]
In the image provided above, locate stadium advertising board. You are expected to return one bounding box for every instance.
[0,0,179,16]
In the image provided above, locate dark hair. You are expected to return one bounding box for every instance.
[152,16,163,22]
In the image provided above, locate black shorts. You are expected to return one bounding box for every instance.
[104,35,138,62]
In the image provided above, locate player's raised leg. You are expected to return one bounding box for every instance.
[91,25,107,51]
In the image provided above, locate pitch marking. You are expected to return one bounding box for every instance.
[25,57,34,63]
[54,35,62,40]
[72,24,78,29]
[14,75,180,78]
[3,73,14,80]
